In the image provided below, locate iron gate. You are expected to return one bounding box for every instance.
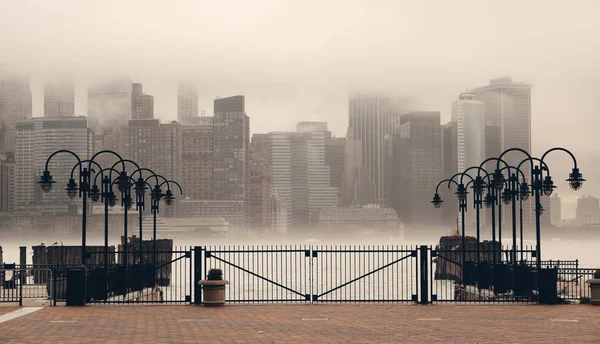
[202,246,311,303]
[201,245,422,303]
[311,246,419,302]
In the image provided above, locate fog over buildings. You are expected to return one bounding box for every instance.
[0,0,599,227]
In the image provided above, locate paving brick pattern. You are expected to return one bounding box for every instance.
[0,304,599,343]
[0,306,20,316]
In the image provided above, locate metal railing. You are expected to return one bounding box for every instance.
[1,264,54,306]
[202,245,419,303]
[521,260,598,302]
[4,245,598,306]
[204,245,310,303]
[431,246,539,303]
[312,245,418,303]
[86,247,193,304]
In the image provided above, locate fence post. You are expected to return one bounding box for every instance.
[419,245,429,305]
[193,246,202,305]
[575,259,579,286]
[53,264,57,306]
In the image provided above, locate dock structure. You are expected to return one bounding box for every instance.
[118,236,174,286]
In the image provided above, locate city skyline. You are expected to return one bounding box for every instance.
[0,76,598,220]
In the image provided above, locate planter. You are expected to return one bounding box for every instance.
[198,280,229,307]
[587,279,600,305]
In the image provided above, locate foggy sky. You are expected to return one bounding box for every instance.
[1,0,599,216]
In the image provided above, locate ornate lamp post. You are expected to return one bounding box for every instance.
[151,180,182,285]
[111,160,142,266]
[38,150,125,265]
[500,147,585,269]
[128,168,164,264]
[536,148,584,267]
[460,166,490,263]
[91,167,122,288]
[432,173,472,281]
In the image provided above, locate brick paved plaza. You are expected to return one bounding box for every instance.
[0,304,598,343]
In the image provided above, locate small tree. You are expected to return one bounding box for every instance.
[594,269,600,279]
[207,268,223,280]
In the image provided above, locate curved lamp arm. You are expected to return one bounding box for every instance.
[111,158,141,173]
[541,147,578,169]
[44,149,81,171]
[159,180,183,194]
[460,166,488,185]
[70,159,103,179]
[517,157,550,178]
[478,157,509,176]
[88,150,125,173]
[145,173,168,186]
[435,178,459,194]
[93,167,121,186]
[499,165,528,184]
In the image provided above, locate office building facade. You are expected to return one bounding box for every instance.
[398,111,441,226]
[44,76,75,118]
[213,96,249,201]
[0,76,32,153]
[131,83,154,120]
[348,94,407,203]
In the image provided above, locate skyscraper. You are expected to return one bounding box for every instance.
[94,127,127,168]
[0,153,15,212]
[245,158,272,231]
[44,76,75,118]
[131,83,154,120]
[325,137,345,204]
[177,83,199,124]
[126,118,181,217]
[246,133,274,231]
[0,76,32,153]
[87,79,132,130]
[126,119,181,182]
[348,94,407,203]
[342,130,366,206]
[250,134,267,161]
[576,195,600,225]
[398,111,441,226]
[471,78,531,157]
[484,124,502,173]
[34,117,89,210]
[472,77,532,224]
[450,93,486,229]
[213,96,249,201]
[440,121,458,227]
[14,121,35,208]
[298,124,339,228]
[266,129,337,232]
[452,93,485,173]
[181,117,213,200]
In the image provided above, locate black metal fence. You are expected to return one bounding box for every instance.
[311,246,418,303]
[431,246,539,303]
[1,245,598,305]
[87,247,192,304]
[1,264,55,305]
[203,246,310,303]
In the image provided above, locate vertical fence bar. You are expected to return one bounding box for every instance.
[419,246,428,304]
[193,246,202,305]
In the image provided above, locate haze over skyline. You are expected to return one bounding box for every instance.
[1,0,599,216]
